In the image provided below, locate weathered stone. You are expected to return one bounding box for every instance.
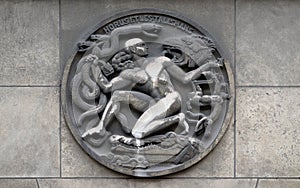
[61,119,124,177]
[236,0,300,86]
[0,179,38,188]
[0,87,60,177]
[61,0,234,66]
[62,10,233,176]
[257,179,300,188]
[0,0,59,86]
[170,124,234,177]
[39,179,256,188]
[62,117,234,177]
[236,88,300,177]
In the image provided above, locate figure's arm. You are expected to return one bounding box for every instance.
[163,58,221,84]
[97,74,132,93]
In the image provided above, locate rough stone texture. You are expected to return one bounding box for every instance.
[257,179,300,188]
[0,0,299,183]
[170,124,234,177]
[38,179,256,188]
[0,87,60,177]
[236,88,300,177]
[61,0,234,67]
[0,179,38,188]
[61,117,233,177]
[236,0,300,86]
[0,0,59,86]
[60,0,235,177]
[61,119,124,177]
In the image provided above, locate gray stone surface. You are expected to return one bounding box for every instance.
[61,0,234,66]
[61,119,124,177]
[257,179,300,188]
[236,88,300,177]
[0,0,299,182]
[62,118,233,177]
[39,178,256,188]
[0,0,59,86]
[0,179,38,188]
[170,124,234,177]
[236,0,300,86]
[0,87,60,177]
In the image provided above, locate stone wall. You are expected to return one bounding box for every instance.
[0,0,299,187]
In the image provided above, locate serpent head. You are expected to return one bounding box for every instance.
[141,23,162,38]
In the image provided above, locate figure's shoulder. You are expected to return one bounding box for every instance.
[154,56,171,66]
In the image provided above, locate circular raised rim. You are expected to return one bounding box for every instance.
[62,8,235,177]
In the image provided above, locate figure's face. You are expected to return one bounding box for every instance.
[131,42,148,57]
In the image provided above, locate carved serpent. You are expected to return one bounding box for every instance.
[79,23,162,58]
[71,55,108,128]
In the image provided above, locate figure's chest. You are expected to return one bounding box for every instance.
[144,62,163,79]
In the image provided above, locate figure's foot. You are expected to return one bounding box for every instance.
[82,124,109,147]
[110,135,145,147]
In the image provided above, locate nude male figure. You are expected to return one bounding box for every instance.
[82,38,220,142]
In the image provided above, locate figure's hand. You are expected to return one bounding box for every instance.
[96,73,112,93]
[98,73,108,84]
[187,91,202,110]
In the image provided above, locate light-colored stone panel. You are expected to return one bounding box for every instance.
[258,179,300,188]
[61,0,234,66]
[39,178,256,188]
[236,0,300,86]
[236,88,300,177]
[170,124,234,177]
[61,119,124,177]
[0,179,38,188]
[0,87,60,177]
[0,0,59,86]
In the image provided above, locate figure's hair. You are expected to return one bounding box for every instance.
[111,51,134,71]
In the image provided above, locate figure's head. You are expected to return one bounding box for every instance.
[125,38,148,57]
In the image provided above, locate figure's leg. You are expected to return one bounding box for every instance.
[113,91,154,133]
[132,91,181,138]
[82,91,153,139]
[132,113,189,138]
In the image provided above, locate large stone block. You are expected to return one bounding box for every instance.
[61,0,234,66]
[236,0,300,86]
[0,179,38,188]
[0,0,59,86]
[236,87,300,177]
[257,179,300,188]
[0,87,60,177]
[38,178,256,188]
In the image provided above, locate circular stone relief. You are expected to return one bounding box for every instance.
[62,9,234,177]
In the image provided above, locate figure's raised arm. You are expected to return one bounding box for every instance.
[163,57,222,84]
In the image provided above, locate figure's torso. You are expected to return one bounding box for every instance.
[132,57,175,99]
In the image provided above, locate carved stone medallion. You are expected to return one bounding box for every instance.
[62,9,234,177]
